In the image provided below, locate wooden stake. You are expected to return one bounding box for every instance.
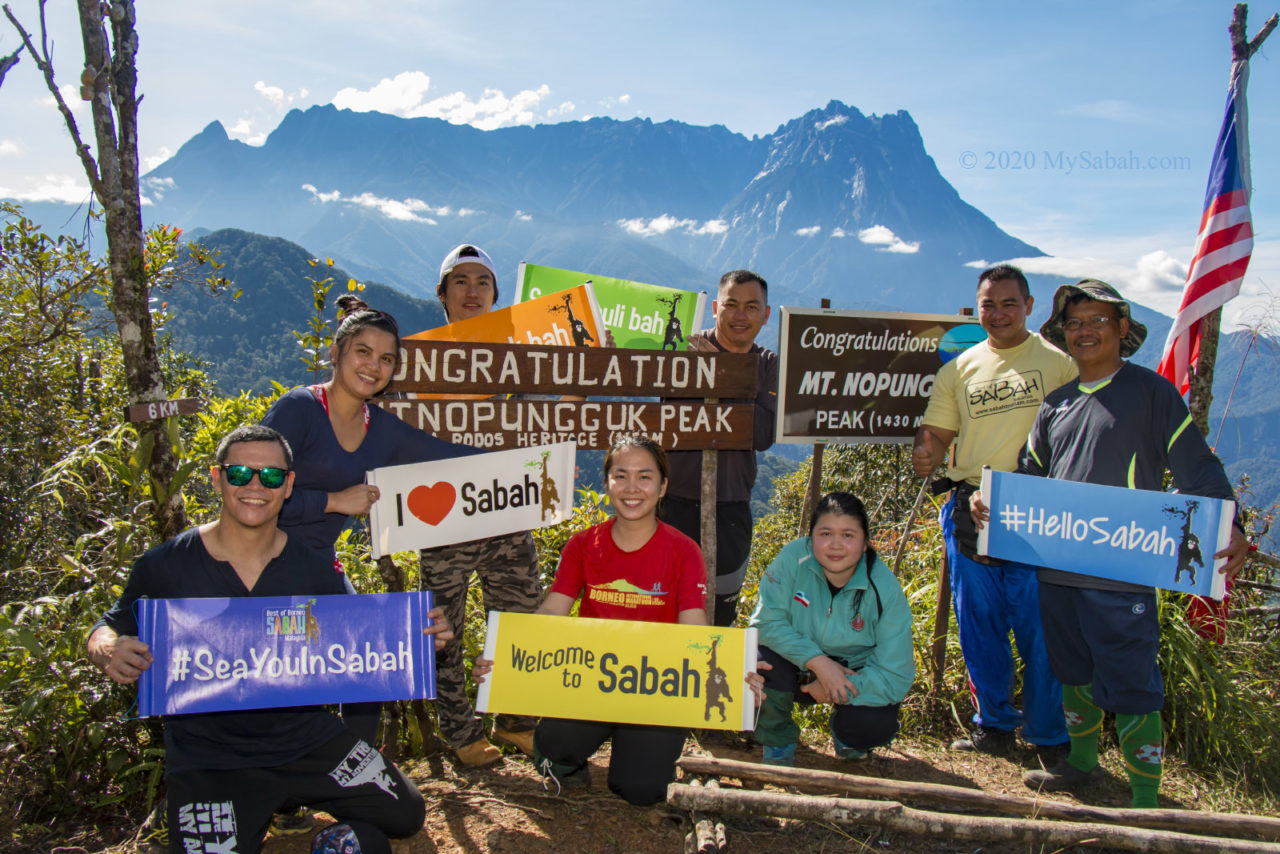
[675,756,1280,841]
[667,783,1280,853]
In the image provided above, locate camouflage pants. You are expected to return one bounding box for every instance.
[419,531,542,748]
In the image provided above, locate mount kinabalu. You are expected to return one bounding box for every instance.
[141,100,1043,309]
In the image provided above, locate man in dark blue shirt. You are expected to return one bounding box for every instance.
[88,425,451,854]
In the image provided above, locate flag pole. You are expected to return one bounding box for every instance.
[1187,4,1276,435]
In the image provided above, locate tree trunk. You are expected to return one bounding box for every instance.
[75,0,186,539]
[666,783,1280,853]
[674,756,1280,841]
[1187,309,1220,437]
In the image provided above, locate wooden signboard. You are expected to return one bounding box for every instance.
[123,397,202,422]
[389,340,757,399]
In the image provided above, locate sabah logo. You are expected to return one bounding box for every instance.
[793,590,811,608]
[1131,602,1147,616]
[406,482,455,526]
[1064,710,1084,727]
[1133,743,1163,764]
[264,599,320,644]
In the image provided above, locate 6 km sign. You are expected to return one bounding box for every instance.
[776,308,983,443]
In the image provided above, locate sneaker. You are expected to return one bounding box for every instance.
[270,807,315,835]
[761,743,796,766]
[832,735,870,761]
[493,725,536,758]
[455,736,503,767]
[1023,759,1104,792]
[311,823,359,853]
[537,755,591,795]
[950,726,1015,755]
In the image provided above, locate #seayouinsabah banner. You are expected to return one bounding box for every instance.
[516,262,706,350]
[978,468,1236,599]
[135,592,436,717]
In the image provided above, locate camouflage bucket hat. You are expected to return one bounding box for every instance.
[1040,278,1148,358]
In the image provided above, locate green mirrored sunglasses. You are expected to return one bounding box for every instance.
[220,464,289,489]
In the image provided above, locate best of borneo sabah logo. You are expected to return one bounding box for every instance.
[395,450,561,527]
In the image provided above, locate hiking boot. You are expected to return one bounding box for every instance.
[833,735,870,761]
[1023,760,1104,792]
[1033,741,1071,767]
[536,754,591,794]
[270,807,315,835]
[761,743,796,766]
[493,725,536,758]
[950,726,1015,755]
[455,736,503,767]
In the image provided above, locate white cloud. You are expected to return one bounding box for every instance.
[144,147,173,172]
[617,214,728,238]
[0,174,91,204]
[227,118,268,146]
[141,175,176,203]
[831,227,848,238]
[1060,99,1150,123]
[599,94,631,109]
[0,140,21,156]
[254,80,309,109]
[545,101,576,119]
[794,225,821,237]
[331,71,555,130]
[965,259,988,269]
[301,184,458,223]
[815,115,848,131]
[858,224,920,254]
[37,84,82,111]
[515,210,532,221]
[1002,250,1189,308]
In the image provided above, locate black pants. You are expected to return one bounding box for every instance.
[535,717,687,806]
[166,730,425,854]
[758,645,901,750]
[658,495,752,626]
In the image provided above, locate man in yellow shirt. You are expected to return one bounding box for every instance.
[912,265,1075,759]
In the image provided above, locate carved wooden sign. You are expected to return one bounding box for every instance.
[390,340,758,399]
[123,397,202,422]
[376,398,755,451]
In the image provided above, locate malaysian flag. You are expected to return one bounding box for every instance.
[1157,62,1254,393]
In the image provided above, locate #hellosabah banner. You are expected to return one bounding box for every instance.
[978,469,1236,599]
[135,592,436,717]
[367,442,575,558]
[515,262,707,350]
[476,612,758,731]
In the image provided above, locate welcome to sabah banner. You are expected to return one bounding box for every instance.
[367,442,575,558]
[135,592,436,717]
[516,262,706,350]
[477,612,757,731]
[977,469,1235,599]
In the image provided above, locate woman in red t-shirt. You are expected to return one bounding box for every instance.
[535,435,708,805]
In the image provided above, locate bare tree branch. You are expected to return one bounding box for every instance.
[2,1,102,197]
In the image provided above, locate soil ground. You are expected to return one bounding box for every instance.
[46,730,1277,854]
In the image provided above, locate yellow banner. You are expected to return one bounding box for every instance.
[477,612,757,731]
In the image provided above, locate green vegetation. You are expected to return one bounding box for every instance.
[1,208,1277,849]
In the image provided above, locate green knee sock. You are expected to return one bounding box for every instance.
[1062,684,1104,772]
[754,687,799,748]
[1117,712,1163,808]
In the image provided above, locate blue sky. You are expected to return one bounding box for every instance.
[1,0,1277,330]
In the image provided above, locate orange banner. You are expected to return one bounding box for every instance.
[406,283,605,348]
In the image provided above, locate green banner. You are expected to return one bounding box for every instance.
[516,262,707,351]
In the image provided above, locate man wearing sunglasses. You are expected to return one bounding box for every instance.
[87,424,446,854]
[972,279,1248,809]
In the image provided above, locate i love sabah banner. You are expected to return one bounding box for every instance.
[135,592,436,717]
[477,612,758,731]
[367,442,575,558]
[978,468,1236,599]
[515,262,706,350]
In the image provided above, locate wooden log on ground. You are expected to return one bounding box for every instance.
[676,756,1280,841]
[667,784,1280,853]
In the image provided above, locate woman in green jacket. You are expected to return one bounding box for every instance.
[749,491,915,765]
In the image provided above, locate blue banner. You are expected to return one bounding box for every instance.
[136,592,436,717]
[978,469,1235,599]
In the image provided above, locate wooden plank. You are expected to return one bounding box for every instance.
[123,397,202,422]
[376,398,755,451]
[389,340,758,398]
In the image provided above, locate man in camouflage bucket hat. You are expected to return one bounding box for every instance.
[971,278,1249,808]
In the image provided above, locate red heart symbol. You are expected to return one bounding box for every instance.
[406,482,456,526]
